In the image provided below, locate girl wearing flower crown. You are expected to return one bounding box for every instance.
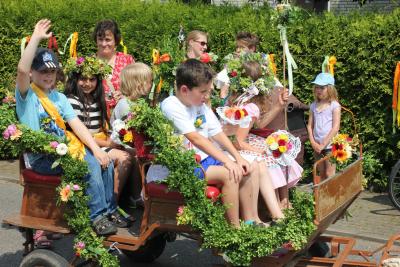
[224,61,303,209]
[64,56,133,226]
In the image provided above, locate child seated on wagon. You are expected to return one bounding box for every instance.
[15,19,121,238]
[160,59,283,227]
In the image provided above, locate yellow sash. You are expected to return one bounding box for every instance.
[31,83,85,160]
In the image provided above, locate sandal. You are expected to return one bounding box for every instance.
[33,230,53,249]
[93,215,117,236]
[109,210,131,228]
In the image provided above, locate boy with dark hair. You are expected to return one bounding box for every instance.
[161,59,264,227]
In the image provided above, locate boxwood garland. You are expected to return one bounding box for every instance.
[127,98,316,266]
[0,102,118,266]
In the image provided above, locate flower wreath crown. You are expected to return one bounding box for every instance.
[64,56,112,79]
[223,52,276,96]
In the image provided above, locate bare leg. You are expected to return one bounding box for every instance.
[278,186,291,209]
[325,160,336,178]
[206,166,240,227]
[239,162,260,222]
[258,163,284,220]
[108,149,132,201]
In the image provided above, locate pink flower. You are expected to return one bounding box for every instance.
[286,142,293,150]
[72,184,80,191]
[75,241,85,249]
[76,57,85,65]
[3,124,17,140]
[65,184,71,190]
[127,112,133,120]
[50,141,59,149]
[177,206,184,216]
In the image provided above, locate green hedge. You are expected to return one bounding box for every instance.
[0,0,399,190]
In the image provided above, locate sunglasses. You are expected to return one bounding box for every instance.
[194,40,208,46]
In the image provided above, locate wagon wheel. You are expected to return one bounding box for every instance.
[123,233,166,263]
[19,249,69,267]
[389,159,400,210]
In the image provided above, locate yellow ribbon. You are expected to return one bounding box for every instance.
[268,53,277,77]
[156,78,163,93]
[152,49,170,65]
[120,38,128,55]
[328,56,337,76]
[31,83,85,160]
[69,32,78,58]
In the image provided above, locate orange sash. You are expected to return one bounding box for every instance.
[31,83,85,160]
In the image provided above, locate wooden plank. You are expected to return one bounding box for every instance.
[3,213,70,233]
[314,159,362,223]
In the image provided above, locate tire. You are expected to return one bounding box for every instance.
[123,233,167,263]
[389,160,400,210]
[19,249,69,267]
[308,241,330,258]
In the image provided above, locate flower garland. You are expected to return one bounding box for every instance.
[0,99,118,266]
[223,52,276,95]
[127,99,316,266]
[64,56,112,79]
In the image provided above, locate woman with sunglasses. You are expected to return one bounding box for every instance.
[186,30,208,59]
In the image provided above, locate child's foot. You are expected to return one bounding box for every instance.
[33,230,53,249]
[93,215,117,236]
[109,210,131,228]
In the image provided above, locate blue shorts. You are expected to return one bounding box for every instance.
[194,156,223,180]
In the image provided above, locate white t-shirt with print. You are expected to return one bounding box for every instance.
[161,95,222,161]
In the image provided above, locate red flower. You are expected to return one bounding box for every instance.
[272,149,281,158]
[119,128,127,136]
[230,71,238,77]
[278,139,286,146]
[199,53,211,64]
[242,108,248,116]
[234,110,242,120]
[338,144,344,150]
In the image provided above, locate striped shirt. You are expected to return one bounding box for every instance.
[67,96,103,135]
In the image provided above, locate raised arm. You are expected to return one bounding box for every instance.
[16,19,52,96]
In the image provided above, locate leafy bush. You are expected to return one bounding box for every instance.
[0,0,399,189]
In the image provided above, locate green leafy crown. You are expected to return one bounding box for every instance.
[64,56,112,79]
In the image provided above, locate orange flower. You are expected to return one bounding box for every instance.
[335,149,348,163]
[60,186,71,202]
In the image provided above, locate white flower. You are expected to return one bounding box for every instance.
[56,143,68,156]
[269,142,279,150]
[112,119,126,132]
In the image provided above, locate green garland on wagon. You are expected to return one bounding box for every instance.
[0,99,118,266]
[127,99,316,266]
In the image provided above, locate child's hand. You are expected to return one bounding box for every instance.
[278,88,289,107]
[224,160,243,183]
[93,148,111,169]
[311,141,323,154]
[236,156,250,176]
[32,19,52,41]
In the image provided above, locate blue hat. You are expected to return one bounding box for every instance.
[311,72,335,86]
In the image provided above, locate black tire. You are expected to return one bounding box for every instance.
[389,159,400,210]
[19,249,69,267]
[308,241,330,258]
[123,234,166,263]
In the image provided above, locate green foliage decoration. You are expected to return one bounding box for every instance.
[127,98,316,266]
[0,103,118,265]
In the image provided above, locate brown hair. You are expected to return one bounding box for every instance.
[120,63,153,101]
[176,59,214,90]
[236,32,259,51]
[242,61,262,82]
[93,19,121,44]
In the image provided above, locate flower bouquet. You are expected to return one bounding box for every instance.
[265,130,301,166]
[111,119,134,148]
[330,133,358,164]
[199,52,218,64]
[216,106,252,128]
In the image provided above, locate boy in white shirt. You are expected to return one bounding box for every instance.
[161,59,262,227]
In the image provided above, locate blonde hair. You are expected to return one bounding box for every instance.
[120,63,153,100]
[186,30,208,46]
[313,84,338,103]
